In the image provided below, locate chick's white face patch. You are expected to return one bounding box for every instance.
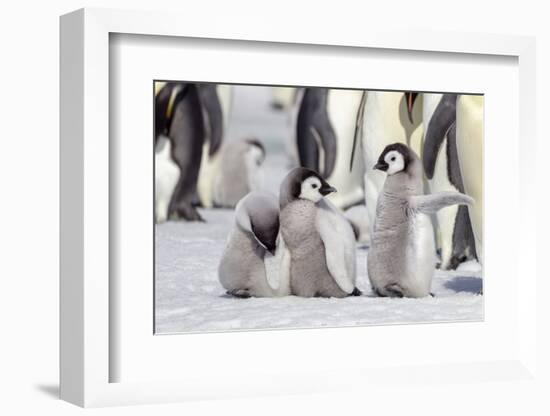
[300,176,323,203]
[247,145,264,166]
[385,150,405,175]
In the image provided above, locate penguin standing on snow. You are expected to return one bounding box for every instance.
[197,84,233,208]
[160,82,207,221]
[219,192,290,298]
[423,93,477,269]
[455,94,484,263]
[279,168,361,298]
[155,82,228,221]
[368,143,473,298]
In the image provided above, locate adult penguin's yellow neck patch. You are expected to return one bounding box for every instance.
[155,81,187,126]
[155,82,184,121]
[165,86,182,120]
[154,81,166,96]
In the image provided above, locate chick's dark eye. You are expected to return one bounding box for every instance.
[311,184,318,189]
[391,156,396,161]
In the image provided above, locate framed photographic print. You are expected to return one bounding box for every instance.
[60,7,538,408]
[152,81,484,335]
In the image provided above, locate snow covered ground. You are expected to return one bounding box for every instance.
[154,208,483,334]
[154,85,483,334]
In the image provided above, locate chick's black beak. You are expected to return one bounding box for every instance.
[319,184,337,196]
[258,240,277,256]
[374,162,388,171]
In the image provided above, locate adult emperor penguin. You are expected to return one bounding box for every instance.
[159,82,207,221]
[296,88,365,209]
[456,94,484,262]
[423,93,477,269]
[357,91,424,234]
[295,88,337,179]
[196,84,233,208]
[154,136,180,223]
[367,143,473,298]
[154,81,182,223]
[213,139,266,208]
[279,167,361,298]
[219,192,290,298]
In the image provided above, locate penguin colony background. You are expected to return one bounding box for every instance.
[154,82,483,334]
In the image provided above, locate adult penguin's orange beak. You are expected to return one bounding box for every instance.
[404,92,419,124]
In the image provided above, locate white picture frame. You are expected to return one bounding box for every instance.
[60,7,538,407]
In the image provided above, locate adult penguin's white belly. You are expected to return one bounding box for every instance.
[285,88,304,169]
[361,91,424,230]
[324,89,365,209]
[155,137,180,223]
[197,84,233,208]
[423,93,459,268]
[456,95,483,262]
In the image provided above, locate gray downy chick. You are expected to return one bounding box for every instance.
[368,143,473,298]
[279,167,361,298]
[213,139,266,208]
[219,191,289,298]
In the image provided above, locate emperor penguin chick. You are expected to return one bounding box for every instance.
[368,143,474,298]
[279,168,361,298]
[219,192,289,298]
[213,139,266,208]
